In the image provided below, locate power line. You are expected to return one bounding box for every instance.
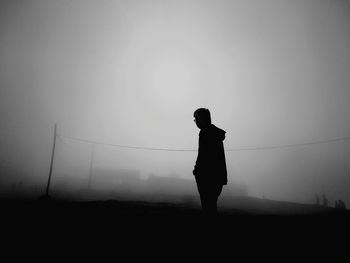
[57,133,350,152]
[225,136,350,151]
[57,134,195,152]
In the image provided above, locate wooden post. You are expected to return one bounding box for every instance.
[45,124,57,197]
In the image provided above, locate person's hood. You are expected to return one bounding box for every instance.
[200,124,226,141]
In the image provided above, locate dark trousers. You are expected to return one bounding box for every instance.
[195,178,223,214]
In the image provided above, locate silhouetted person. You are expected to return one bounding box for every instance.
[192,108,227,215]
[322,194,329,207]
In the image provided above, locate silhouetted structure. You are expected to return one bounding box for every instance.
[146,174,196,196]
[315,193,320,205]
[11,182,23,194]
[335,199,346,210]
[322,194,329,207]
[193,108,227,215]
[90,168,141,192]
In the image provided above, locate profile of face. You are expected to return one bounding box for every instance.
[193,108,211,130]
[194,115,203,129]
[194,114,208,129]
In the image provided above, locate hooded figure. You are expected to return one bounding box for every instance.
[193,108,227,214]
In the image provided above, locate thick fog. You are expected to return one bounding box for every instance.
[1,0,350,206]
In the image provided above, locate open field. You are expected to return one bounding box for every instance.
[1,197,349,261]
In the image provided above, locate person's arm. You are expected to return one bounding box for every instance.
[193,149,200,176]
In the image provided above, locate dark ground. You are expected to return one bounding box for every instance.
[1,197,349,262]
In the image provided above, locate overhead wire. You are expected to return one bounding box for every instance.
[57,133,350,152]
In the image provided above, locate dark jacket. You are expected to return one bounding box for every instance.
[193,124,227,185]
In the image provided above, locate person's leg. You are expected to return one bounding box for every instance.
[208,184,223,214]
[195,178,212,213]
[214,184,223,203]
[196,178,205,210]
[201,195,211,213]
[196,178,223,214]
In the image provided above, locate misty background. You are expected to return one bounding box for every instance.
[1,0,350,206]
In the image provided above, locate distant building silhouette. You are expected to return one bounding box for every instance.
[52,167,247,204]
[11,182,23,194]
[92,168,141,193]
[322,194,329,207]
[146,174,196,196]
[315,193,320,206]
[335,199,346,210]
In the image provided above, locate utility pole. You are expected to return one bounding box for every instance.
[45,123,57,198]
[88,143,95,189]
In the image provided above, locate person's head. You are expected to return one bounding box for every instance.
[193,108,211,129]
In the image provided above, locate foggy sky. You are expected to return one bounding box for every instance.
[1,0,350,205]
